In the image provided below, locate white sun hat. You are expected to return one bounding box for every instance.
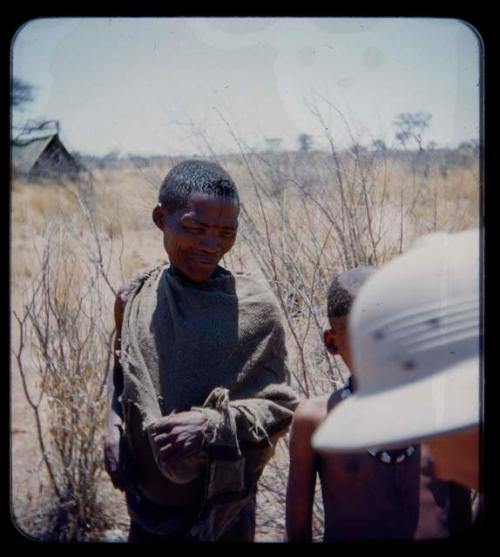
[313,228,481,453]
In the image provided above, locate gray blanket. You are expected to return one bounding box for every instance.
[119,264,298,541]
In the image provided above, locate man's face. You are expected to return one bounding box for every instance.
[323,314,353,371]
[153,191,239,283]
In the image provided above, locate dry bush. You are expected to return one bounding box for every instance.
[231,148,479,400]
[12,220,117,541]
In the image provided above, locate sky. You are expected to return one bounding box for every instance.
[11,17,482,157]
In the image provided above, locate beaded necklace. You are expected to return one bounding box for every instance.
[340,377,416,465]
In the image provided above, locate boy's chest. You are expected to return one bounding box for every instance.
[319,451,422,501]
[319,453,423,538]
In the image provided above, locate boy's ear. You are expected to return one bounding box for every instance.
[152,204,164,230]
[324,329,338,355]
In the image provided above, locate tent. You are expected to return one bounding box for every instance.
[12,134,86,180]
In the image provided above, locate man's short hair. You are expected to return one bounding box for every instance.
[158,160,239,213]
[327,265,376,320]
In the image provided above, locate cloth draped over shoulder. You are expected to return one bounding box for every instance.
[118,264,299,541]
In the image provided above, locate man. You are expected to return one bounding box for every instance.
[104,159,298,542]
[286,266,472,542]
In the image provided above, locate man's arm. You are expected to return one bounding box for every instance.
[150,381,297,471]
[107,292,124,431]
[285,400,322,543]
[104,291,128,490]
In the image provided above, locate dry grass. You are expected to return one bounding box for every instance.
[10,148,480,542]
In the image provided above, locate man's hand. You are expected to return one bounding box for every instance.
[104,422,138,492]
[104,423,126,490]
[149,411,208,471]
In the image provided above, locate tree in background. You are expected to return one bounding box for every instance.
[11,77,60,142]
[298,133,313,153]
[393,112,432,151]
[11,77,35,110]
[372,139,387,153]
[11,78,61,141]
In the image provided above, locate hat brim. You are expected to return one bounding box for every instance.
[312,356,480,453]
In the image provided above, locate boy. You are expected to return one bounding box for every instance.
[313,229,480,493]
[286,265,472,542]
[104,160,298,542]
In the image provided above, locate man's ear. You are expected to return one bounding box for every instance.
[152,204,164,230]
[323,329,338,355]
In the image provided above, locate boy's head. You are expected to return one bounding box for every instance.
[152,160,240,283]
[324,265,376,370]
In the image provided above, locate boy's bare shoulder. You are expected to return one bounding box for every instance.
[294,396,330,427]
[295,385,349,421]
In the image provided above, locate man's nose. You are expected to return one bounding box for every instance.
[199,234,221,252]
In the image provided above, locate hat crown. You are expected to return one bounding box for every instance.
[350,229,480,394]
